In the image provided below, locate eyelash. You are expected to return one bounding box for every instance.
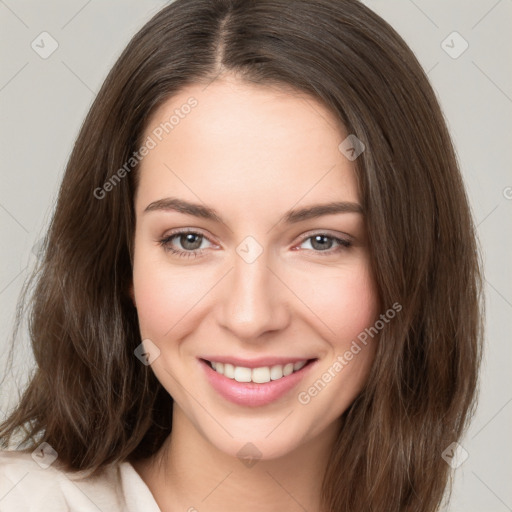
[158,229,352,259]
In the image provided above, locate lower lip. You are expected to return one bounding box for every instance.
[200,359,317,407]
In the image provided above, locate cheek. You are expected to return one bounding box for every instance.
[335,273,379,344]
[289,259,379,348]
[293,263,379,421]
[133,265,205,339]
[131,239,205,339]
[133,224,379,349]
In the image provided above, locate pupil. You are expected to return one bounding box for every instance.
[182,233,201,250]
[312,235,331,251]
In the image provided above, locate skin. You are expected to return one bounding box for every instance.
[130,75,380,512]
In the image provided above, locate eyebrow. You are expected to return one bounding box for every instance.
[143,197,363,224]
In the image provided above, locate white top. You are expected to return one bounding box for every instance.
[0,450,161,511]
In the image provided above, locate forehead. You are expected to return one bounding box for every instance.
[135,77,359,219]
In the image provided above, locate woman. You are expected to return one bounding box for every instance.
[0,0,483,511]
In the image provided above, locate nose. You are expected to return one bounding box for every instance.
[215,250,291,342]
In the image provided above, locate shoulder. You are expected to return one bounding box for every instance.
[0,449,159,511]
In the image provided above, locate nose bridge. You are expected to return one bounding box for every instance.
[217,242,289,340]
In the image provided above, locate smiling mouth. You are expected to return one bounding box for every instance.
[202,358,317,384]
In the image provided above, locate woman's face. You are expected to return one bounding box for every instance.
[132,76,380,460]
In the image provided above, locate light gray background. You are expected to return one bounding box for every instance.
[0,1,511,511]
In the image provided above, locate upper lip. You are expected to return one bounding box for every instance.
[200,356,316,368]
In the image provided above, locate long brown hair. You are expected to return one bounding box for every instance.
[0,1,483,510]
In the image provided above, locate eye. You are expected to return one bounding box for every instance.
[159,229,214,258]
[159,230,352,259]
[296,233,352,255]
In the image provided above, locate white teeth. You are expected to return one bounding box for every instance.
[293,361,306,371]
[234,366,252,383]
[224,363,235,379]
[209,360,309,383]
[283,363,294,376]
[251,367,271,383]
[270,365,283,380]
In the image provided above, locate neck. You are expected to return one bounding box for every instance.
[133,405,339,512]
